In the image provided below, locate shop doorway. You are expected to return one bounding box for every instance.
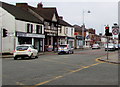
[34,38,43,52]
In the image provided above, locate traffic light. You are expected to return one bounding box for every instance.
[105,26,109,36]
[3,28,8,37]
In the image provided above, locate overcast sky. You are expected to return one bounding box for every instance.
[1,0,119,36]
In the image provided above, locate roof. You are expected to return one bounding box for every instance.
[59,18,73,27]
[29,6,59,22]
[1,2,43,24]
[73,25,82,32]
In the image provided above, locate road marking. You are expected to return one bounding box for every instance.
[31,62,103,87]
[16,82,25,85]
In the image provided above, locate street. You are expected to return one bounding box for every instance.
[2,49,118,86]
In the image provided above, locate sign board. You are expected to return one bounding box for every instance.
[112,28,119,35]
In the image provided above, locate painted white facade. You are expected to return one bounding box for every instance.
[1,7,45,53]
[58,25,75,48]
[1,7,16,53]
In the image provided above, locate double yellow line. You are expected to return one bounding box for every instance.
[30,62,104,87]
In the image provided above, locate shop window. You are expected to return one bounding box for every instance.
[36,25,42,34]
[27,24,33,33]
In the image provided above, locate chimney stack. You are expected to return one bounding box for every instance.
[16,3,28,10]
[37,2,43,9]
[59,16,63,20]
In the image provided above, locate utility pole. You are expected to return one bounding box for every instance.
[82,10,91,48]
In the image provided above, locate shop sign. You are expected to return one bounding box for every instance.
[67,37,75,39]
[16,32,45,38]
[76,36,83,40]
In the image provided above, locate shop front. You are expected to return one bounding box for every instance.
[67,37,75,48]
[16,31,45,52]
[75,36,83,49]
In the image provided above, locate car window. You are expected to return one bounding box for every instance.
[16,46,29,50]
[59,45,67,48]
[108,44,114,46]
[30,46,34,49]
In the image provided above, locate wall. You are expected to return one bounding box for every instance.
[1,7,15,53]
[16,20,44,34]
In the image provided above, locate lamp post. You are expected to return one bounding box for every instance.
[82,10,91,48]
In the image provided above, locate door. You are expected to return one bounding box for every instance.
[39,39,43,52]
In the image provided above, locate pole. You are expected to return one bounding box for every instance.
[0,28,2,87]
[82,10,85,48]
[107,36,109,60]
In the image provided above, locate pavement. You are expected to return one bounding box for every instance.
[98,50,120,64]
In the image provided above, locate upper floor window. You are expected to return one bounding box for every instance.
[60,28,62,33]
[65,28,68,35]
[36,25,42,34]
[44,22,49,29]
[71,28,73,36]
[27,24,33,33]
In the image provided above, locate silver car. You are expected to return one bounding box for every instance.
[58,44,74,54]
[92,44,100,49]
[105,43,115,51]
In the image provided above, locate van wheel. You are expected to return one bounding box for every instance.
[14,57,17,60]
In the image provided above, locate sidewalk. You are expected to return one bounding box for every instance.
[98,51,120,64]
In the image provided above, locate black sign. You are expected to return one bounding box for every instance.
[76,36,83,40]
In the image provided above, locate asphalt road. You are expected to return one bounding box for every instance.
[2,49,118,86]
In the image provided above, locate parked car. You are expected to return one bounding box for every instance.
[92,44,100,49]
[105,43,115,51]
[114,44,118,50]
[13,44,38,60]
[58,44,74,54]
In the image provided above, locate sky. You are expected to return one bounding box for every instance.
[1,0,119,36]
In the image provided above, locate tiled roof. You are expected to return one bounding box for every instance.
[1,2,43,24]
[28,6,59,21]
[59,18,73,27]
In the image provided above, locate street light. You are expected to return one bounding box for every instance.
[82,10,91,48]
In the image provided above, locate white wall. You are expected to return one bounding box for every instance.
[16,20,44,34]
[1,7,15,53]
[66,27,75,37]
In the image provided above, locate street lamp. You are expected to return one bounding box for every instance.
[82,10,91,48]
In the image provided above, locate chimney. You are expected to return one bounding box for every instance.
[59,16,63,20]
[16,3,28,10]
[37,2,43,9]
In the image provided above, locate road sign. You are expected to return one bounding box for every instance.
[112,28,119,35]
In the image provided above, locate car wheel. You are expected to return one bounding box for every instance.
[58,53,61,55]
[35,56,38,58]
[29,53,33,59]
[14,57,17,60]
[68,51,71,54]
[72,51,74,54]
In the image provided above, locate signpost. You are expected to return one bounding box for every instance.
[112,27,119,35]
[112,23,119,62]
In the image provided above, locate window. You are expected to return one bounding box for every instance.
[36,25,42,34]
[27,24,33,33]
[44,22,48,29]
[71,28,73,36]
[65,28,68,35]
[60,28,62,33]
